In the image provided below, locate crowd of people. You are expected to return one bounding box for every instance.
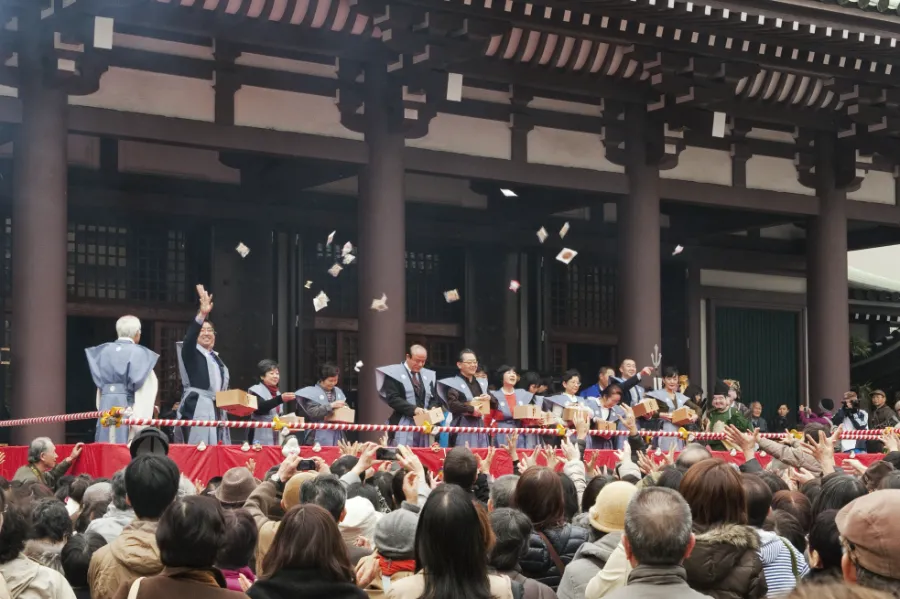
[1,409,900,599]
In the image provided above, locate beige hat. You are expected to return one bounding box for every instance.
[589,481,637,534]
[283,471,317,509]
[836,489,900,579]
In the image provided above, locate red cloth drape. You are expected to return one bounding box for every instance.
[0,444,884,484]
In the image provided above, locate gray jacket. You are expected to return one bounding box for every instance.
[603,565,711,599]
[84,506,136,544]
[557,531,622,599]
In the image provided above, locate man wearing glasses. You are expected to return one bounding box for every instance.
[175,284,231,445]
[437,349,496,447]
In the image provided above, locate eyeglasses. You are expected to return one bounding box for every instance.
[460,360,478,365]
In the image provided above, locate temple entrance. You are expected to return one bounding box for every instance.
[567,344,616,387]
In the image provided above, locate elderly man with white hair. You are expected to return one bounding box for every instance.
[86,315,159,443]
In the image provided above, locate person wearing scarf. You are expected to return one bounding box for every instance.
[367,507,419,597]
[247,359,296,446]
[703,379,751,451]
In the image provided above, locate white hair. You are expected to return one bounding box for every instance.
[28,437,53,464]
[116,315,141,339]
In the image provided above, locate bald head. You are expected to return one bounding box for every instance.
[406,345,427,373]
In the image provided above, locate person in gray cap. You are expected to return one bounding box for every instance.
[836,489,900,596]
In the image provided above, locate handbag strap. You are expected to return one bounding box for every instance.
[779,539,800,584]
[127,577,144,599]
[536,531,566,575]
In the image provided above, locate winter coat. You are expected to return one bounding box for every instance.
[584,540,630,599]
[248,568,366,599]
[557,532,622,599]
[755,438,822,475]
[0,554,76,599]
[603,565,711,599]
[497,570,558,599]
[88,520,163,599]
[520,524,591,590]
[220,567,255,593]
[23,540,65,575]
[110,567,247,599]
[85,506,136,544]
[682,524,767,599]
[387,573,513,599]
[870,405,900,431]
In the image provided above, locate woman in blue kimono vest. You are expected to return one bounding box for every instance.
[489,365,543,449]
[544,370,597,447]
[247,359,296,446]
[589,383,630,450]
[645,366,694,452]
[295,363,348,447]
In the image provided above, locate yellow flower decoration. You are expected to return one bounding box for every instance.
[678,427,691,441]
[556,424,567,437]
[100,406,124,427]
[422,421,434,435]
[271,415,285,432]
[789,429,803,440]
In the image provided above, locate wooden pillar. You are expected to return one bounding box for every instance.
[11,10,69,444]
[357,65,405,433]
[617,106,662,364]
[806,133,850,407]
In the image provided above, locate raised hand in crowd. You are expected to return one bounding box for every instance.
[841,457,867,476]
[614,439,633,465]
[238,573,253,593]
[478,445,497,477]
[800,425,841,475]
[725,424,759,463]
[882,429,900,453]
[379,432,389,447]
[788,466,816,485]
[338,439,361,456]
[348,442,378,480]
[561,436,580,464]
[573,410,590,441]
[586,450,601,477]
[636,450,661,476]
[618,404,638,435]
[245,458,256,474]
[355,553,380,589]
[397,444,425,479]
[276,453,302,483]
[402,471,420,504]
[311,456,331,474]
[504,431,519,463]
[780,429,797,446]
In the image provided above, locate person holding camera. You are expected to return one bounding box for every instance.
[833,391,868,453]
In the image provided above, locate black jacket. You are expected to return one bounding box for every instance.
[519,524,590,591]
[247,569,366,599]
[180,317,227,419]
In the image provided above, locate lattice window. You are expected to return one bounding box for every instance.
[339,332,359,391]
[154,322,187,407]
[304,330,360,390]
[550,343,567,375]
[66,222,188,303]
[305,242,357,317]
[550,262,616,330]
[67,224,128,300]
[405,335,460,373]
[406,250,463,323]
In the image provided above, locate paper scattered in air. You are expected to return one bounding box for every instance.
[509,280,521,292]
[304,281,313,289]
[673,245,684,256]
[235,243,250,258]
[371,294,388,312]
[537,227,549,243]
[500,188,517,198]
[556,248,578,265]
[355,360,363,372]
[327,231,336,245]
[342,254,356,265]
[328,263,343,277]
[559,222,570,239]
[313,291,329,312]
[341,242,353,256]
[444,289,460,303]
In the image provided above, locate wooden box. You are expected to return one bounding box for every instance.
[595,420,617,432]
[632,398,660,419]
[671,406,696,426]
[414,406,445,427]
[562,405,588,423]
[541,412,557,427]
[326,406,356,423]
[216,390,258,418]
[278,414,305,429]
[469,397,491,415]
[514,404,542,421]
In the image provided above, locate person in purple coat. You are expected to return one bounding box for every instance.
[798,398,834,427]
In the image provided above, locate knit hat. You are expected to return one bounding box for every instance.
[339,496,381,546]
[129,427,169,459]
[820,398,835,412]
[374,508,418,560]
[215,467,258,507]
[283,472,317,509]
[713,380,730,397]
[589,481,637,533]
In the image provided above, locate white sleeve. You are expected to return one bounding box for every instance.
[130,370,158,439]
[96,388,101,411]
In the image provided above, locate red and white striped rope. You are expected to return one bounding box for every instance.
[0,411,104,427]
[113,417,893,441]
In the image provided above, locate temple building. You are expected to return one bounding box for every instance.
[2,0,900,442]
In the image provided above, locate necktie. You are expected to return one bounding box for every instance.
[211,353,225,390]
